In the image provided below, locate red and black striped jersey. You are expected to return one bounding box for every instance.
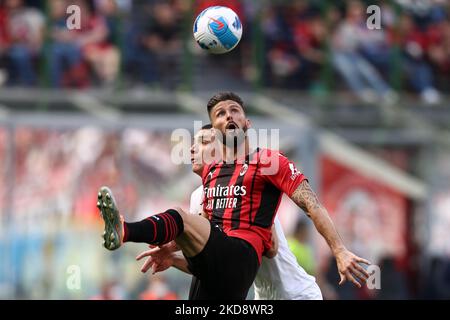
[201,148,307,263]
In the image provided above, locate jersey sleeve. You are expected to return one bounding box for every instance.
[260,149,308,197]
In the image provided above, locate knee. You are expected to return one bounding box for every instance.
[171,207,188,220]
[169,207,202,233]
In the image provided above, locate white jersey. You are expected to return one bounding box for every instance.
[189,185,322,300]
[189,185,205,215]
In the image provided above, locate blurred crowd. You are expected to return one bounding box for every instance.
[0,127,196,299]
[0,0,449,104]
[261,0,450,105]
[0,127,191,222]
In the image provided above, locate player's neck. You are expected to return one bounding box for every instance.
[222,139,250,164]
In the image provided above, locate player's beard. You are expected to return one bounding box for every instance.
[222,124,247,158]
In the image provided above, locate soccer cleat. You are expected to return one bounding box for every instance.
[97,186,123,251]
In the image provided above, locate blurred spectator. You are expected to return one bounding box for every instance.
[139,1,183,89]
[91,279,125,300]
[95,0,121,43]
[88,0,121,86]
[287,218,316,276]
[358,3,392,72]
[421,256,450,299]
[49,0,115,88]
[0,0,45,86]
[395,0,447,26]
[397,13,441,104]
[322,255,359,300]
[195,0,245,20]
[262,4,301,88]
[0,4,8,86]
[427,18,450,91]
[48,0,88,88]
[331,0,397,104]
[375,256,409,299]
[139,274,178,300]
[121,0,153,84]
[73,130,138,221]
[292,13,328,89]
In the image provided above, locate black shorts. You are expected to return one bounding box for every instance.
[185,221,259,300]
[188,275,200,300]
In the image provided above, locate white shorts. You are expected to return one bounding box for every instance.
[293,282,323,300]
[254,281,323,300]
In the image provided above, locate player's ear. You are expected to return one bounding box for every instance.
[245,119,251,129]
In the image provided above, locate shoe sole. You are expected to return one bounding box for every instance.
[97,186,122,251]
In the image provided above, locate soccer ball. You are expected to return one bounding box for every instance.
[193,6,243,54]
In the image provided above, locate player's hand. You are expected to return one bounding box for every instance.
[335,248,371,288]
[263,224,278,259]
[136,242,178,274]
[136,245,173,274]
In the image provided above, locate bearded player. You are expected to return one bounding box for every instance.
[97,92,370,299]
[137,123,322,299]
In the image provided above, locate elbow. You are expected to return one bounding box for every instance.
[306,205,327,220]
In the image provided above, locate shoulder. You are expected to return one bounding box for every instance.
[255,148,288,165]
[190,185,203,200]
[255,148,294,176]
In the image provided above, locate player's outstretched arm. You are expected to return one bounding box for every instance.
[136,241,191,275]
[290,180,371,288]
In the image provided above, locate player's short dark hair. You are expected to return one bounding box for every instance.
[207,92,245,117]
[201,123,213,130]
